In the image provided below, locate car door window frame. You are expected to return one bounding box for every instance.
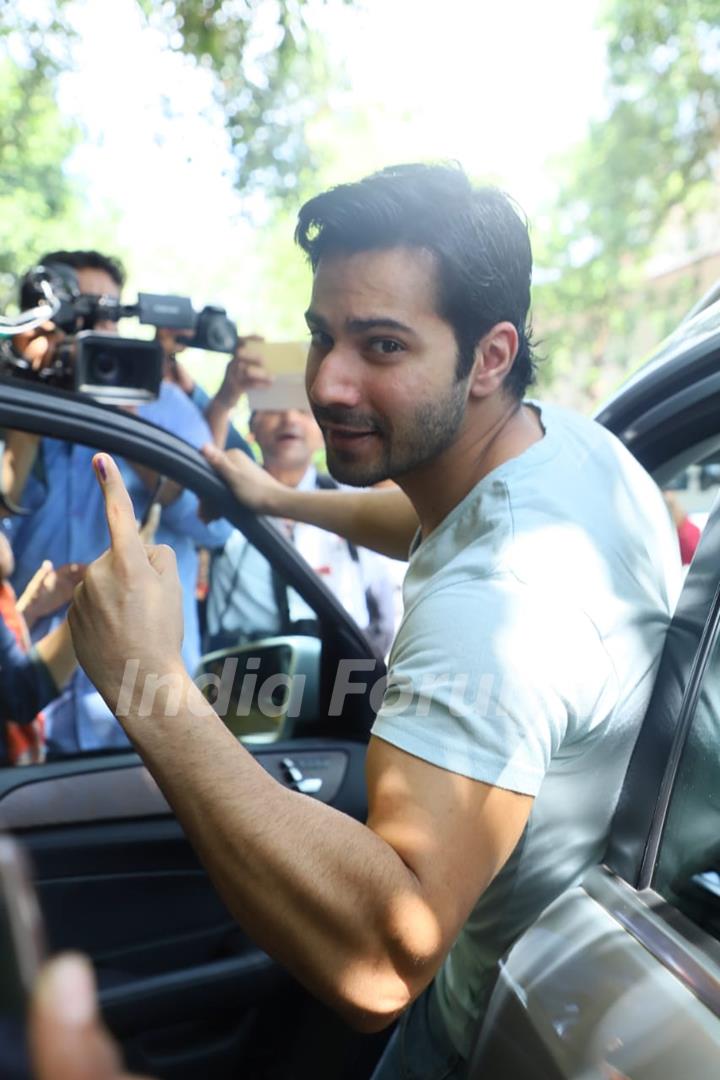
[0,378,382,765]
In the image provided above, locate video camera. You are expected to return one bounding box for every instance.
[0,263,238,406]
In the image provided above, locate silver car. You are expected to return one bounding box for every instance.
[469,295,720,1079]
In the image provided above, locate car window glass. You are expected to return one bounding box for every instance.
[663,455,720,569]
[653,618,720,937]
[0,428,325,764]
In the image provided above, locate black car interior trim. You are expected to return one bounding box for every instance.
[606,488,720,886]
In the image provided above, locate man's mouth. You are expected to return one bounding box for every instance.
[323,424,379,448]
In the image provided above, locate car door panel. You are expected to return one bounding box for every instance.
[0,737,369,1076]
[0,744,362,829]
[469,869,720,1079]
[466,380,720,1076]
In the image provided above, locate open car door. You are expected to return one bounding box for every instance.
[468,308,720,1079]
[0,378,388,1079]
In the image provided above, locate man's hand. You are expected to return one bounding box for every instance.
[1,429,42,516]
[202,443,286,516]
[18,562,86,628]
[11,324,65,372]
[215,337,272,409]
[68,454,184,715]
[30,953,153,1080]
[155,329,196,394]
[155,327,189,360]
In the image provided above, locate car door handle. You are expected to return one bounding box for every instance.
[280,757,322,795]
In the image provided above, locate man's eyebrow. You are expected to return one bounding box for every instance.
[304,310,415,335]
[346,317,415,335]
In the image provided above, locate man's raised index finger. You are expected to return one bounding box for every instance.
[93,454,145,557]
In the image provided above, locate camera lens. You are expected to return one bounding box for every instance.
[207,322,236,352]
[92,351,120,384]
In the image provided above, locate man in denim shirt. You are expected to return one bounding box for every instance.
[2,251,230,754]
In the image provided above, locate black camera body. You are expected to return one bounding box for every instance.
[68,332,164,405]
[180,305,238,354]
[6,265,238,405]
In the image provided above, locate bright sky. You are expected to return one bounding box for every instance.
[57,0,607,344]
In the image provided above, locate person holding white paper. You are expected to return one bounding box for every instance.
[206,402,397,657]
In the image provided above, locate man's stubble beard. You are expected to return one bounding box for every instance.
[325,377,469,488]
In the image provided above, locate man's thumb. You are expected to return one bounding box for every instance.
[30,954,122,1079]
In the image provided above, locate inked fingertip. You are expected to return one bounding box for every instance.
[94,455,107,482]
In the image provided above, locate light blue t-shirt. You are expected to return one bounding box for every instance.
[371,401,681,1058]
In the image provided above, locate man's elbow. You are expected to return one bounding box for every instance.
[324,894,448,1032]
[332,956,437,1034]
[336,981,411,1035]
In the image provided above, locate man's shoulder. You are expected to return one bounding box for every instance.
[139,380,212,448]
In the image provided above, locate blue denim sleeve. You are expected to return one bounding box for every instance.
[0,618,57,724]
[189,384,254,457]
[158,488,233,549]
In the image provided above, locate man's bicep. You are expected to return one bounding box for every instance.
[365,735,533,947]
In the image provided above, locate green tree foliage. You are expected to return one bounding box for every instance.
[534,0,720,405]
[135,0,346,199]
[0,0,349,306]
[0,2,81,297]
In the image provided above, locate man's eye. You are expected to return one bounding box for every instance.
[369,339,404,355]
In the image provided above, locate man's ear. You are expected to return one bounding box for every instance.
[467,322,519,400]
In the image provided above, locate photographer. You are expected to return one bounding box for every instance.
[1,250,230,754]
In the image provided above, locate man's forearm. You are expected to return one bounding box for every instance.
[204,394,233,448]
[117,673,436,1030]
[35,622,77,691]
[264,484,417,561]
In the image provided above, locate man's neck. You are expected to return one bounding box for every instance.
[265,461,311,489]
[399,400,544,540]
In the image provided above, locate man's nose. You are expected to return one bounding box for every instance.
[307,347,361,409]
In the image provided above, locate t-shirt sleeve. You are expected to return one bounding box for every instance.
[371,576,616,796]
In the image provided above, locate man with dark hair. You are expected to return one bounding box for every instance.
[18,249,126,312]
[63,163,680,1079]
[12,250,126,374]
[296,163,536,399]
